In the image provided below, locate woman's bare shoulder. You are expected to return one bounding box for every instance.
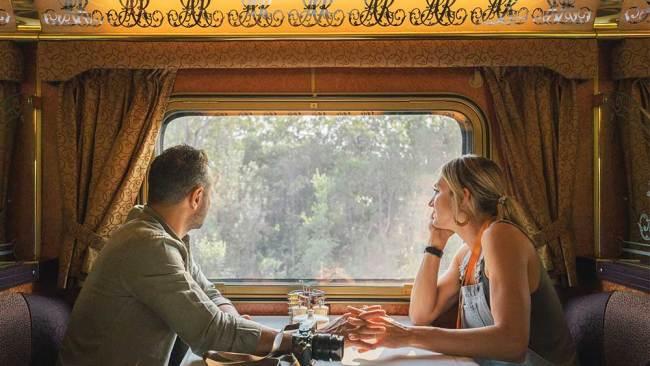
[482,221,539,289]
[482,222,533,255]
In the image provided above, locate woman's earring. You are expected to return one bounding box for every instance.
[455,210,470,226]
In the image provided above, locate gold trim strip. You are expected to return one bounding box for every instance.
[0,34,38,40]
[596,31,650,38]
[593,60,601,258]
[216,284,412,300]
[32,31,603,40]
[16,24,41,33]
[34,66,42,260]
[13,30,644,41]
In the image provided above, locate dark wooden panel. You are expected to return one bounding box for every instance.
[598,261,650,293]
[0,262,38,291]
[7,44,37,261]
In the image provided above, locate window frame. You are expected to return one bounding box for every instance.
[157,94,489,301]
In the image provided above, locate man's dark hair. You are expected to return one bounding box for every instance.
[148,145,211,205]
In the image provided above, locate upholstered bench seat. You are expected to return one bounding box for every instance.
[1,290,648,366]
[0,293,70,366]
[565,291,650,366]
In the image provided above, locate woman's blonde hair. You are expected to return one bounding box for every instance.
[440,155,537,238]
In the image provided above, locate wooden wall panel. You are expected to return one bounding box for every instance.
[601,280,647,295]
[313,68,492,113]
[174,68,312,94]
[9,56,64,262]
[598,41,627,259]
[0,282,33,295]
[574,80,596,258]
[41,82,62,260]
[7,44,36,261]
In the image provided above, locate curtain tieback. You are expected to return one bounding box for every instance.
[533,214,572,245]
[65,220,106,251]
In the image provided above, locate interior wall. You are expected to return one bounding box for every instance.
[9,48,604,278]
[598,40,627,259]
[7,44,36,260]
[41,81,61,260]
[573,78,597,258]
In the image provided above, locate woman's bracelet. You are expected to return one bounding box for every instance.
[424,246,444,258]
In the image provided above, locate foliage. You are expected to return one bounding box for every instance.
[164,113,463,281]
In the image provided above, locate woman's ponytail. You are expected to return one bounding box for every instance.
[496,195,538,242]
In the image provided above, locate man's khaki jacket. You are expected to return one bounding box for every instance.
[57,206,262,366]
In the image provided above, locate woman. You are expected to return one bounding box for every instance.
[346,155,576,366]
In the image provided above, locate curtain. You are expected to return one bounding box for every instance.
[0,81,20,245]
[57,69,176,288]
[614,79,650,244]
[482,67,579,286]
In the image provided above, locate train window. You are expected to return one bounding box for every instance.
[159,97,487,298]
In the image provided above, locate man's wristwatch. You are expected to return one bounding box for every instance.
[424,246,444,258]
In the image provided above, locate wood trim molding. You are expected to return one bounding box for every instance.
[0,262,38,291]
[597,261,650,293]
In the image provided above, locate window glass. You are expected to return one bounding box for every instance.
[162,112,466,283]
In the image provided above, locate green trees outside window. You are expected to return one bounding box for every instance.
[163,113,464,283]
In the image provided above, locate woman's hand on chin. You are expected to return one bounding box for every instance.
[429,221,454,249]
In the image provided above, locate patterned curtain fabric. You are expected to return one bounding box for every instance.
[614,79,650,244]
[56,69,176,289]
[38,40,597,82]
[0,41,24,83]
[0,81,20,245]
[611,39,650,80]
[482,67,579,286]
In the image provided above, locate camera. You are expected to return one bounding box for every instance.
[291,318,344,366]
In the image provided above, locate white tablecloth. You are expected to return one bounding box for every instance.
[181,316,478,366]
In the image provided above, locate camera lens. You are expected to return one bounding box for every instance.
[311,333,344,361]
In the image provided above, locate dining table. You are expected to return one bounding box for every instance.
[181,316,478,366]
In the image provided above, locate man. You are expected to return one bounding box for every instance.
[58,145,293,366]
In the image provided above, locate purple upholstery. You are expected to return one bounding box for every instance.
[0,293,31,366]
[603,291,650,366]
[0,293,70,366]
[23,294,71,366]
[565,291,650,366]
[565,291,611,366]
